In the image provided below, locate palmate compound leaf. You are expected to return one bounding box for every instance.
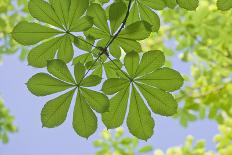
[102,50,184,140]
[83,2,152,59]
[27,59,109,138]
[12,0,93,68]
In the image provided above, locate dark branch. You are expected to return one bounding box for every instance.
[105,0,133,48]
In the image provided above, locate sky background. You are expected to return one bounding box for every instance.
[0,50,219,155]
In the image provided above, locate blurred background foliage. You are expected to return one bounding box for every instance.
[0,0,232,154]
[0,99,17,144]
[0,0,29,63]
[0,0,29,143]
[142,0,232,127]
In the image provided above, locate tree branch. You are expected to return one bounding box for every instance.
[105,0,133,48]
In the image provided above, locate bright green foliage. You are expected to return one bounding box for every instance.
[214,118,232,155]
[11,0,217,140]
[154,135,215,155]
[142,0,232,127]
[93,128,153,155]
[12,0,93,68]
[102,51,183,140]
[0,0,30,61]
[0,99,17,144]
[27,59,109,138]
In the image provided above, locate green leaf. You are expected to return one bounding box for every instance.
[28,0,63,28]
[87,3,110,33]
[136,50,165,77]
[109,42,121,58]
[177,0,199,10]
[124,52,139,78]
[137,83,177,116]
[137,67,184,92]
[164,0,177,8]
[217,0,232,11]
[81,88,109,113]
[81,75,102,87]
[57,34,74,63]
[47,59,75,84]
[119,21,152,40]
[74,63,86,84]
[116,38,142,53]
[72,53,93,65]
[102,78,129,95]
[102,86,130,129]
[12,21,61,45]
[70,16,93,32]
[73,92,97,138]
[142,0,166,10]
[139,145,153,153]
[127,2,140,25]
[104,60,123,78]
[109,2,127,34]
[50,0,70,28]
[138,3,160,32]
[69,0,89,29]
[41,89,75,128]
[27,37,61,68]
[27,73,74,96]
[127,86,154,140]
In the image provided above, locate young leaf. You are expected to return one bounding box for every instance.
[137,83,177,116]
[119,21,152,40]
[87,3,110,33]
[74,63,86,84]
[73,92,97,138]
[102,86,130,129]
[27,37,61,68]
[41,89,75,128]
[127,86,154,140]
[135,50,165,77]
[81,88,109,113]
[12,21,61,45]
[137,67,184,92]
[57,34,74,63]
[124,51,139,78]
[109,2,127,34]
[102,78,129,95]
[47,59,75,84]
[143,0,165,10]
[51,0,70,28]
[28,0,63,28]
[81,75,102,87]
[27,73,74,96]
[177,0,199,10]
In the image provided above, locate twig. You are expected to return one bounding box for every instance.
[105,0,133,48]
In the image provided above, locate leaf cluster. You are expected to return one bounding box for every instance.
[11,0,190,139]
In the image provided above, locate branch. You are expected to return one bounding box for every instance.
[77,0,133,83]
[105,0,133,48]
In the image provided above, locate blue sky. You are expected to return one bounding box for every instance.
[0,51,219,155]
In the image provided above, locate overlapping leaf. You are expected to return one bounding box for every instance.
[102,50,184,140]
[82,2,152,59]
[12,0,93,68]
[217,0,232,11]
[27,59,109,138]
